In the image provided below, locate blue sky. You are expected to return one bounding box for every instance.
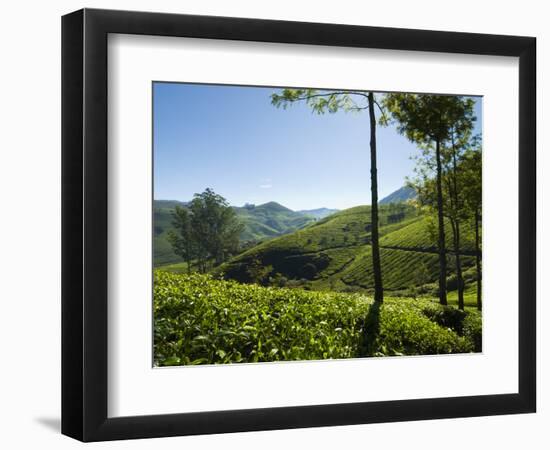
[153,83,481,211]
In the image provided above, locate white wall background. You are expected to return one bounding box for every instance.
[0,0,546,448]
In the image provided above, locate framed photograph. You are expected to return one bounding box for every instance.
[62,8,536,442]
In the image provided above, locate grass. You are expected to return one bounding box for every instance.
[156,261,190,273]
[154,271,481,366]
[446,282,479,308]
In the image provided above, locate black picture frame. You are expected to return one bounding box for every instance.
[61,8,536,442]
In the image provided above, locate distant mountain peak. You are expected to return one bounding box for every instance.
[256,201,293,212]
[297,207,339,219]
[379,186,416,205]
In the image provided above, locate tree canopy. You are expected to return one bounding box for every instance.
[168,188,243,273]
[382,94,476,144]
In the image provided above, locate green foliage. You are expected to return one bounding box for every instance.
[420,303,482,352]
[406,131,481,309]
[154,271,371,365]
[446,282,479,308]
[382,94,476,144]
[364,299,474,356]
[193,188,243,266]
[167,188,244,272]
[462,312,482,352]
[302,262,319,280]
[246,258,273,286]
[407,136,480,232]
[271,89,370,114]
[420,303,468,333]
[154,271,480,366]
[460,147,482,219]
[167,205,193,273]
[382,94,478,306]
[269,273,288,288]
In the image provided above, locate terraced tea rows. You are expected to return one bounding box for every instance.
[217,204,478,298]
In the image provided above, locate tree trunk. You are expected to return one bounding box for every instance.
[452,219,464,310]
[475,210,482,311]
[450,139,464,309]
[185,242,192,274]
[368,92,383,304]
[435,138,448,305]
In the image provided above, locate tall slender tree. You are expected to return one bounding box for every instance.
[271,89,384,303]
[409,137,482,310]
[441,129,476,309]
[383,95,475,305]
[461,148,482,310]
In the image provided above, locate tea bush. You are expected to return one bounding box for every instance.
[154,271,480,366]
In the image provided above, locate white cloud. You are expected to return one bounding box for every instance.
[259,184,272,189]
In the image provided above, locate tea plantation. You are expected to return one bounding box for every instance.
[215,204,479,304]
[154,271,481,366]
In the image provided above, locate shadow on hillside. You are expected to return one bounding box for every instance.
[361,301,382,357]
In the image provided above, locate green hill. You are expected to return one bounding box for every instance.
[217,203,479,304]
[233,202,314,241]
[379,215,478,254]
[153,200,188,266]
[153,200,315,265]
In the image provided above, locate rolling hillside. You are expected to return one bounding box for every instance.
[379,216,478,254]
[234,202,314,241]
[154,200,188,266]
[217,204,479,303]
[154,200,316,265]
